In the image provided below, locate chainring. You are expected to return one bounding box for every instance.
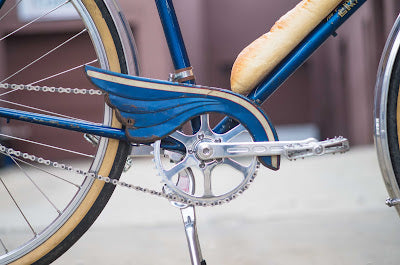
[153,114,259,206]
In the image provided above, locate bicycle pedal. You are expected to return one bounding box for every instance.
[284,136,350,160]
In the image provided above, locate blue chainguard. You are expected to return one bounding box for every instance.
[85,65,280,170]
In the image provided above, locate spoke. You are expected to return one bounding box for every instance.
[0,0,70,42]
[170,131,191,145]
[164,157,196,181]
[223,158,250,177]
[220,124,246,142]
[29,59,98,86]
[0,133,94,158]
[0,238,8,253]
[0,29,88,85]
[7,154,62,215]
[0,178,36,235]
[0,0,23,23]
[9,155,80,188]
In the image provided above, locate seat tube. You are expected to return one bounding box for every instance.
[155,0,201,131]
[155,0,193,79]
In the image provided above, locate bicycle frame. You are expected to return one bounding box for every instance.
[0,0,366,141]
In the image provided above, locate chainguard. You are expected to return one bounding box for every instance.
[196,136,350,161]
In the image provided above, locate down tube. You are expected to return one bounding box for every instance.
[215,0,366,134]
[249,0,366,103]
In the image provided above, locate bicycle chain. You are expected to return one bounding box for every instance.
[0,82,258,206]
[1,142,258,206]
[0,83,103,95]
[0,143,194,203]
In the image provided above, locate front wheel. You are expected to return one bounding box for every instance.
[0,0,138,263]
[375,14,400,215]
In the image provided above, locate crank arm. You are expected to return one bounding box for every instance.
[196,136,350,160]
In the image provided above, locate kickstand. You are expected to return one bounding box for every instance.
[169,168,207,264]
[180,205,206,265]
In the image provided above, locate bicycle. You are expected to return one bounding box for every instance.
[0,0,398,264]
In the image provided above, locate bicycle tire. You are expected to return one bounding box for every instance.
[387,46,400,201]
[374,14,400,215]
[0,0,137,263]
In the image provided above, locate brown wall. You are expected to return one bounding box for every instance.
[0,0,399,154]
[308,0,400,144]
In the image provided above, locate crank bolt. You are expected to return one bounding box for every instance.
[197,143,213,160]
[202,147,211,156]
[198,133,205,140]
[199,163,205,169]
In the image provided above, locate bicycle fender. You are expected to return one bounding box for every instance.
[85,65,280,170]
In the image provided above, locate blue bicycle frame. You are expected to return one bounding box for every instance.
[0,0,366,143]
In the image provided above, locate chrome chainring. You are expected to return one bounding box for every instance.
[154,114,259,206]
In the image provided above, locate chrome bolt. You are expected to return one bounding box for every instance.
[314,145,323,155]
[202,147,210,155]
[386,198,400,207]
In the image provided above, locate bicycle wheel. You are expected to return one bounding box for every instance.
[0,0,137,263]
[375,14,400,215]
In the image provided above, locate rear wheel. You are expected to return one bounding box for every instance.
[0,0,137,263]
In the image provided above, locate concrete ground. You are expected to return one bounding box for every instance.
[53,145,400,265]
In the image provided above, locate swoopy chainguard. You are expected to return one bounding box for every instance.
[85,65,280,170]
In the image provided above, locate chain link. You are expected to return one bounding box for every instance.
[0,83,103,95]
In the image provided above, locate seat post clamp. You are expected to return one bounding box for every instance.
[169,67,195,83]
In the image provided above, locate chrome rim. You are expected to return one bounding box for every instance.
[374,14,400,214]
[0,0,132,262]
